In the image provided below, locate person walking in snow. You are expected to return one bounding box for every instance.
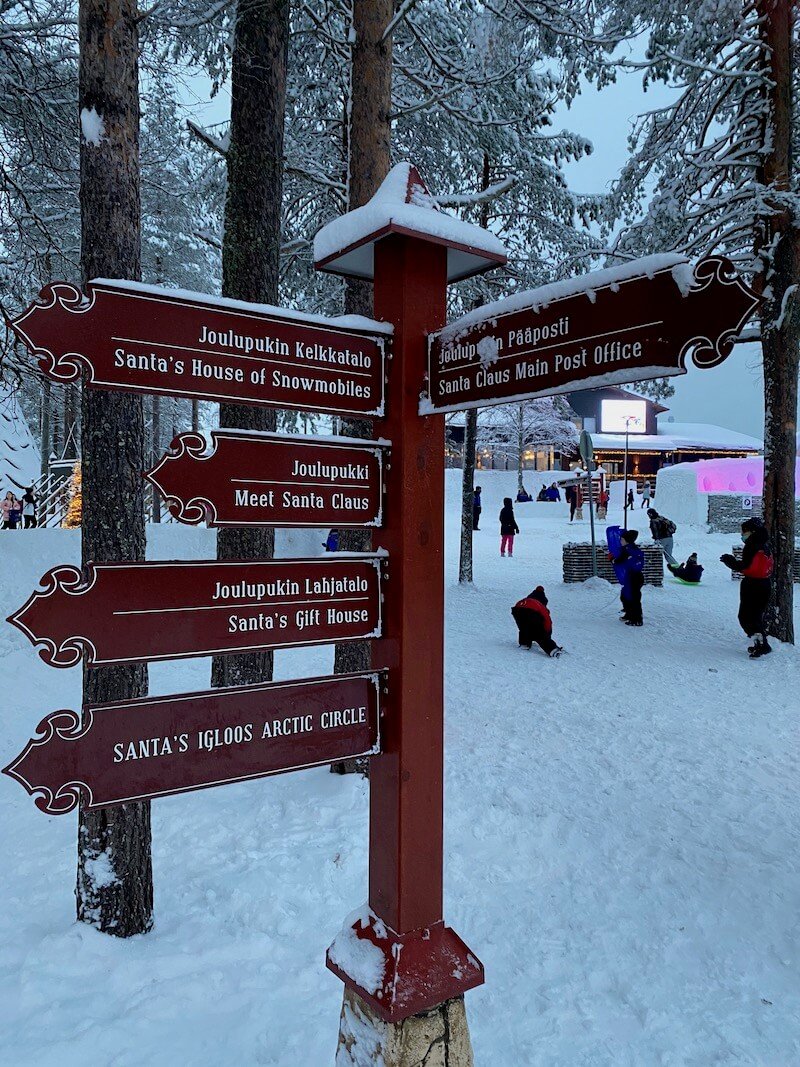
[1,491,21,529]
[626,487,635,512]
[473,486,482,531]
[511,586,564,657]
[597,487,609,520]
[720,517,774,658]
[613,528,645,625]
[565,482,578,522]
[499,497,519,557]
[641,480,652,508]
[22,486,37,529]
[647,508,678,565]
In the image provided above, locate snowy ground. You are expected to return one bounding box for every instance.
[2,471,799,1065]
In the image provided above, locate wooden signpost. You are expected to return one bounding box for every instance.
[425,256,759,413]
[2,159,760,1052]
[146,430,386,528]
[8,556,383,667]
[4,673,380,814]
[9,279,388,416]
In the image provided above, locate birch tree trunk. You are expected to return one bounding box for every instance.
[40,376,51,478]
[331,0,392,773]
[516,406,525,493]
[756,0,799,643]
[211,0,289,689]
[458,408,478,583]
[76,0,152,936]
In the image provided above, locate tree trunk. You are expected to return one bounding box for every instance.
[151,395,161,522]
[331,0,392,773]
[458,408,478,583]
[76,0,152,937]
[516,406,525,493]
[457,156,491,584]
[211,0,289,689]
[40,376,51,478]
[191,399,199,433]
[756,0,799,643]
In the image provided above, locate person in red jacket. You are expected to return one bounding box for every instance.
[511,586,564,657]
[720,517,774,658]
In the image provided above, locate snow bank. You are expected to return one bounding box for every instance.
[655,465,709,526]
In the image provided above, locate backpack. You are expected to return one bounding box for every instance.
[665,519,676,536]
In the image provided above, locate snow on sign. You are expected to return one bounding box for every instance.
[8,556,383,667]
[424,255,759,414]
[147,430,386,528]
[9,279,389,417]
[3,672,381,815]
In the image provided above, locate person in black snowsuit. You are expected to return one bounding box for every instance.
[668,552,703,584]
[614,528,645,625]
[720,517,774,657]
[473,486,482,530]
[499,497,519,557]
[565,483,578,522]
[511,586,563,657]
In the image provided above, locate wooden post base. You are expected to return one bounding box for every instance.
[335,988,475,1067]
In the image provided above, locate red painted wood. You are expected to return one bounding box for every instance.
[369,235,448,933]
[426,256,759,413]
[10,280,387,416]
[8,557,382,667]
[146,430,385,528]
[3,672,381,814]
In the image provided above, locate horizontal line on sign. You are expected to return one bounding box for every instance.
[229,479,370,489]
[436,319,665,375]
[111,336,374,379]
[113,596,372,617]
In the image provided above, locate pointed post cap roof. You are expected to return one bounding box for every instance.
[313,163,508,283]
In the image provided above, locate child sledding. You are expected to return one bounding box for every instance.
[511,586,564,658]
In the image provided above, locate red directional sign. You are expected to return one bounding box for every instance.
[3,672,381,814]
[10,279,388,416]
[8,556,383,667]
[146,430,386,528]
[424,256,759,413]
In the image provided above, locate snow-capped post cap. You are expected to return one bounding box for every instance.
[313,162,509,283]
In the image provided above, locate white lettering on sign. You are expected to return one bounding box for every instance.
[321,706,368,729]
[198,325,290,356]
[113,733,190,762]
[261,716,314,738]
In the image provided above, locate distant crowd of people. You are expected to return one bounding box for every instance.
[1,486,36,529]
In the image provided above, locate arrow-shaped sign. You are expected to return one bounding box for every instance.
[8,556,383,667]
[146,430,387,528]
[3,672,382,814]
[9,279,389,416]
[423,255,759,414]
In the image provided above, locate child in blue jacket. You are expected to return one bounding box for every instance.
[614,529,645,626]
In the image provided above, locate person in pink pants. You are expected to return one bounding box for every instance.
[499,497,520,556]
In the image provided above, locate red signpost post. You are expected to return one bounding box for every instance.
[146,430,386,528]
[8,556,383,666]
[4,673,381,814]
[10,279,389,416]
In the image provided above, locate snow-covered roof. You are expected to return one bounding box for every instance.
[591,421,762,453]
[314,163,508,283]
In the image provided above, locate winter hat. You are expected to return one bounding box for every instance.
[646,508,657,518]
[621,529,639,544]
[687,552,698,563]
[503,497,512,506]
[530,586,548,606]
[742,517,764,534]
